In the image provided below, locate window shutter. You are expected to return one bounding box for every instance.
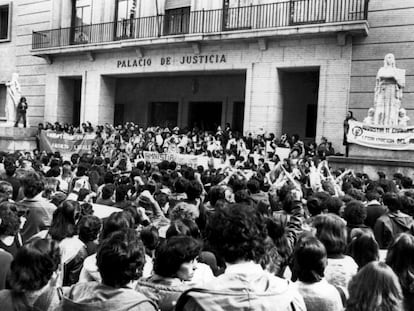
[165,0,191,10]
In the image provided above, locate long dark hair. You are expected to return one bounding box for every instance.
[48,200,80,241]
[386,233,414,296]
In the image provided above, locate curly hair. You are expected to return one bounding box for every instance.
[97,229,146,288]
[101,211,133,240]
[347,261,403,311]
[0,202,20,236]
[78,215,101,243]
[153,236,201,278]
[9,238,60,292]
[344,200,367,225]
[21,172,44,198]
[206,204,267,263]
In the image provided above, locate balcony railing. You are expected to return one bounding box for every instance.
[32,0,369,50]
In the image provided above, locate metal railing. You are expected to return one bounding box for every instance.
[32,0,368,50]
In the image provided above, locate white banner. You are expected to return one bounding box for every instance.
[347,120,414,150]
[143,151,213,168]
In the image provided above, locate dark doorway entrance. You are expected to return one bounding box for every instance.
[58,77,82,126]
[232,101,245,133]
[189,102,222,131]
[73,79,82,126]
[279,70,319,139]
[150,102,178,128]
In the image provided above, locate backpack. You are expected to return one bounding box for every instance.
[175,288,298,311]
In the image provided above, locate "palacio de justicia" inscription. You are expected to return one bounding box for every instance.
[116,54,227,68]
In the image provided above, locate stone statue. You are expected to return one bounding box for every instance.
[5,73,21,125]
[373,53,405,126]
[398,108,410,126]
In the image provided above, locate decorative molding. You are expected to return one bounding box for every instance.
[191,42,201,55]
[337,32,347,46]
[135,47,144,58]
[86,51,95,61]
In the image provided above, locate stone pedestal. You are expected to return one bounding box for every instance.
[328,144,414,179]
[0,127,38,152]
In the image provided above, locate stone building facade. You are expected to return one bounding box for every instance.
[0,0,412,152]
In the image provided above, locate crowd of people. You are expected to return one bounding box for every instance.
[39,121,337,160]
[0,121,413,310]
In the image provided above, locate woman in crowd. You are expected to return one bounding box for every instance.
[293,236,343,311]
[136,236,201,311]
[0,238,61,311]
[347,261,403,311]
[313,213,358,293]
[0,202,21,257]
[347,232,379,269]
[59,229,157,311]
[386,233,414,310]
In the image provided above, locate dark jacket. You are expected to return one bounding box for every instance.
[17,101,28,113]
[365,202,387,229]
[374,211,414,249]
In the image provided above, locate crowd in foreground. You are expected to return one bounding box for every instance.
[0,123,413,310]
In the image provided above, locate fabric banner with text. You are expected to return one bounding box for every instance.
[347,120,414,150]
[142,151,221,168]
[39,130,95,157]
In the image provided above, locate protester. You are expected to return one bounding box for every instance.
[58,230,157,311]
[313,213,358,293]
[292,236,343,311]
[2,120,414,310]
[386,233,414,310]
[374,192,414,249]
[0,202,21,257]
[176,204,306,310]
[347,261,403,311]
[136,236,201,311]
[0,238,61,311]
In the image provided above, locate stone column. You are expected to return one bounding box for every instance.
[61,0,72,28]
[44,74,59,123]
[82,72,115,126]
[244,62,281,136]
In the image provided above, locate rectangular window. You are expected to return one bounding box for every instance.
[164,7,190,35]
[115,0,136,39]
[0,3,11,41]
[71,0,92,44]
[0,84,6,118]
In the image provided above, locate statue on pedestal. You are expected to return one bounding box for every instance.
[369,54,406,126]
[5,73,21,126]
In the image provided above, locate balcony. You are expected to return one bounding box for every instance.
[32,0,369,59]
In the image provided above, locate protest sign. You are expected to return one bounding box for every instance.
[39,130,95,157]
[142,151,221,169]
[347,120,414,150]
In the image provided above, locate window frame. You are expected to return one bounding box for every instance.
[0,83,7,119]
[0,2,12,42]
